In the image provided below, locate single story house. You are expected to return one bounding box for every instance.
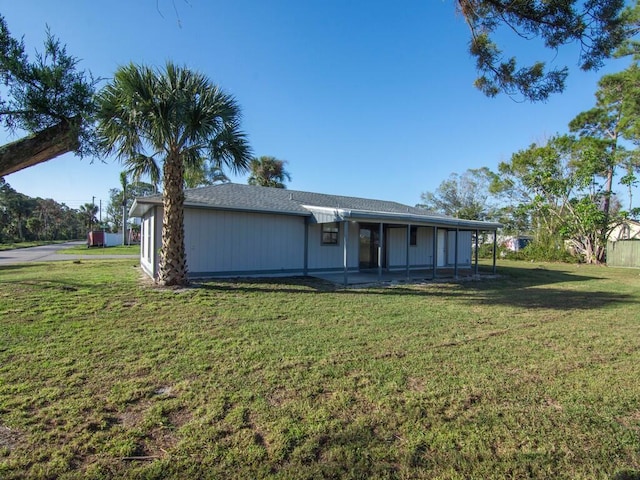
[129,184,502,283]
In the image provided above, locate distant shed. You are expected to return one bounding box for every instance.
[607,240,640,268]
[606,219,640,268]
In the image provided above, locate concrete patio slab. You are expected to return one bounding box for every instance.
[311,268,489,286]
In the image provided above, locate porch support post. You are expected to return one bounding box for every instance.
[433,226,438,280]
[474,229,479,275]
[492,229,497,274]
[303,218,309,276]
[378,222,383,279]
[343,221,349,286]
[406,224,411,278]
[454,228,459,279]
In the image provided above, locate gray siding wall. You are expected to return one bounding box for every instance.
[184,208,306,276]
[307,221,359,271]
[447,230,472,266]
[139,210,157,278]
[387,226,435,268]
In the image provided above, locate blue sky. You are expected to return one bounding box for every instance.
[0,0,633,216]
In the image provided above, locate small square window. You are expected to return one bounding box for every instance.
[410,226,418,246]
[322,222,339,245]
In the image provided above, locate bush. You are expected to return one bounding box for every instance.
[477,243,504,259]
[519,240,578,263]
[478,238,578,263]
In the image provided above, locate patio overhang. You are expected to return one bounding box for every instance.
[301,205,502,231]
[129,197,161,218]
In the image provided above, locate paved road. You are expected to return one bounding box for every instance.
[0,241,138,266]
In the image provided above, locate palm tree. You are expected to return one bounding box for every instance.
[248,156,291,189]
[184,159,231,188]
[96,62,252,286]
[79,203,98,232]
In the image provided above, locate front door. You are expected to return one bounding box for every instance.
[359,225,380,269]
[437,229,447,267]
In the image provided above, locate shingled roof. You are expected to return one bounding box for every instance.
[130,183,501,230]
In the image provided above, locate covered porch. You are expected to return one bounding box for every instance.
[304,207,501,286]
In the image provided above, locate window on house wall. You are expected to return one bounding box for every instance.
[410,226,418,246]
[322,222,339,245]
[140,219,146,259]
[145,218,152,262]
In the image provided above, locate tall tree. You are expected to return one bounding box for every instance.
[458,0,634,101]
[32,198,64,240]
[0,178,36,241]
[569,63,640,220]
[248,156,291,189]
[418,167,496,220]
[96,62,252,286]
[79,203,98,233]
[614,1,640,60]
[25,216,43,240]
[0,178,83,242]
[596,64,640,213]
[0,15,97,175]
[491,135,622,263]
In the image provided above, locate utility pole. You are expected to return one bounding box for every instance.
[90,195,95,232]
[121,172,128,246]
[99,199,104,248]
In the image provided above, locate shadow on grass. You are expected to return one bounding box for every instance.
[2,261,634,311]
[612,471,640,480]
[0,264,38,272]
[195,264,635,311]
[0,261,138,292]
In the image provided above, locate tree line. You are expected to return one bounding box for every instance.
[0,177,93,243]
[419,64,640,264]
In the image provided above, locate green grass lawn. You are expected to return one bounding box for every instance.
[1,260,639,479]
[59,244,141,255]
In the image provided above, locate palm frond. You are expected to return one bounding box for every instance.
[124,153,161,189]
[210,119,253,175]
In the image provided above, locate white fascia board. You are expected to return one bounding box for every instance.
[129,198,159,218]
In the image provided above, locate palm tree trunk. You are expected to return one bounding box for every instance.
[158,153,188,286]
